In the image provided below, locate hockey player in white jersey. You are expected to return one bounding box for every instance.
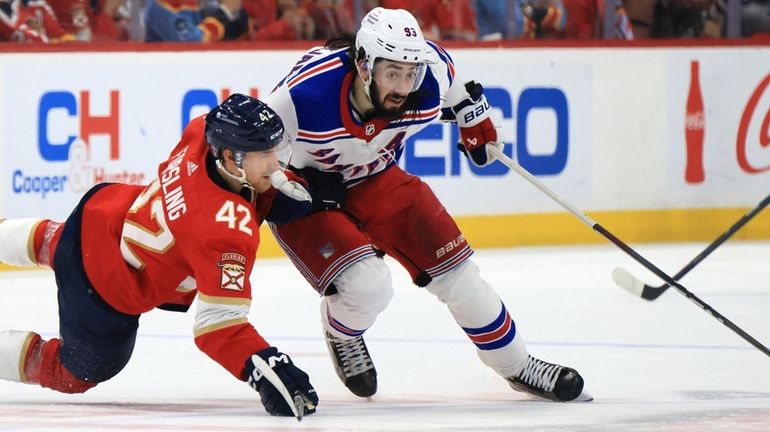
[264,7,590,402]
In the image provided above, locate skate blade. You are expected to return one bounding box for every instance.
[572,391,593,402]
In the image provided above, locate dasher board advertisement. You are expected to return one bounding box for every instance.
[0,45,768,250]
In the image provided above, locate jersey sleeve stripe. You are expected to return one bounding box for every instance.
[194,297,250,334]
[390,106,442,129]
[288,58,344,89]
[297,135,356,145]
[297,127,351,141]
[427,41,455,84]
[399,106,441,122]
[194,317,249,337]
[198,293,251,306]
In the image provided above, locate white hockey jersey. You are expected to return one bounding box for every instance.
[264,41,467,185]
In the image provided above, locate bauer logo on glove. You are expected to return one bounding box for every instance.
[449,81,503,167]
[461,99,492,125]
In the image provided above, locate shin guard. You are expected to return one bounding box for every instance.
[427,261,528,378]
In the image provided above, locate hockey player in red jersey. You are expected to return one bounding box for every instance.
[0,94,324,418]
[263,7,590,402]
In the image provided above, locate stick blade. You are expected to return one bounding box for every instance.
[611,267,646,298]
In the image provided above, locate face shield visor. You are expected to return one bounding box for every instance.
[273,136,293,170]
[369,58,427,95]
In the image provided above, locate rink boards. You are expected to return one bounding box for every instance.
[0,43,768,264]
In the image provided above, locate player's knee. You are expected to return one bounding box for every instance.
[426,260,486,304]
[334,256,394,314]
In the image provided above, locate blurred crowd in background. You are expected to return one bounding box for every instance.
[1,0,768,43]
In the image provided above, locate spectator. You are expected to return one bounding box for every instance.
[652,0,715,37]
[0,0,75,42]
[471,0,566,39]
[245,0,314,40]
[304,0,355,40]
[425,0,479,40]
[702,0,770,37]
[624,0,656,37]
[515,0,567,39]
[565,0,634,39]
[144,0,247,42]
[381,0,478,41]
[339,0,379,24]
[565,0,600,38]
[47,0,132,41]
[472,0,512,39]
[740,0,770,36]
[381,0,433,34]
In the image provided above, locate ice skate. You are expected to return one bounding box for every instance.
[324,330,377,397]
[507,354,592,402]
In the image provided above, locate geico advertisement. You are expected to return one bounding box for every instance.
[401,52,593,215]
[666,50,770,206]
[1,50,597,220]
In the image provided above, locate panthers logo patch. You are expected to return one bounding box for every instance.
[218,252,246,291]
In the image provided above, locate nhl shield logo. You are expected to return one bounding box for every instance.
[218,252,247,291]
[365,123,376,136]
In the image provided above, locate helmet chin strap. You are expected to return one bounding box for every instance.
[215,158,257,202]
[358,61,375,105]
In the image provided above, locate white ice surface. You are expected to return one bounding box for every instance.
[1,242,769,431]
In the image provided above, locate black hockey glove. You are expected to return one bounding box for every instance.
[266,170,312,225]
[244,347,318,418]
[292,166,347,211]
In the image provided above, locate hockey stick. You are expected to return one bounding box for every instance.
[487,145,770,358]
[612,192,770,301]
[250,355,308,421]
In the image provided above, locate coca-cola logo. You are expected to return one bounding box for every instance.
[737,73,770,174]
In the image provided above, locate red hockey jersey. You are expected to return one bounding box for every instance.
[79,115,271,380]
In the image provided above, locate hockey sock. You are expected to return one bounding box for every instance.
[428,261,528,377]
[24,335,96,394]
[0,218,45,267]
[32,220,62,268]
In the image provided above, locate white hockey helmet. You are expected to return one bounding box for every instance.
[355,7,429,93]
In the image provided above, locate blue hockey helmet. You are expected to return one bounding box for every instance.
[205,94,289,168]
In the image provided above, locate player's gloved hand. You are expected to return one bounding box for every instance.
[244,347,318,418]
[450,81,502,167]
[292,166,347,211]
[270,170,312,202]
[265,170,313,225]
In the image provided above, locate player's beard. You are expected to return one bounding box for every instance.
[365,82,415,121]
